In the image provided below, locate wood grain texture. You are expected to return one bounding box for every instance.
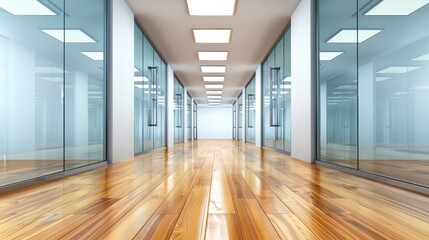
[0,140,427,239]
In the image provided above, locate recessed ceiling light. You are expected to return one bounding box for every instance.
[208,95,222,99]
[365,0,429,16]
[39,77,63,82]
[198,51,229,61]
[193,29,231,43]
[42,29,96,43]
[201,66,226,73]
[376,77,391,82]
[377,66,421,74]
[412,53,429,61]
[320,51,344,60]
[36,66,64,73]
[208,99,221,102]
[186,0,236,16]
[205,84,223,89]
[327,29,382,43]
[203,76,225,82]
[134,76,149,82]
[0,0,56,15]
[282,76,292,82]
[206,90,222,94]
[81,52,103,61]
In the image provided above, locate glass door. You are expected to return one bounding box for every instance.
[174,78,184,143]
[186,94,192,140]
[193,101,197,139]
[245,77,256,143]
[232,101,237,140]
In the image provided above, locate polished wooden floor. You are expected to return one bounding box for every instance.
[0,140,428,239]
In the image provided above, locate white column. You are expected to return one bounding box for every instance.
[167,65,174,147]
[358,62,375,160]
[108,0,135,163]
[291,0,315,163]
[255,65,262,147]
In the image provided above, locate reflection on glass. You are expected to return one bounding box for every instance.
[262,27,291,153]
[0,0,106,186]
[318,0,429,187]
[232,102,237,140]
[193,101,197,139]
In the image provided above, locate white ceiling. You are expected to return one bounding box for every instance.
[127,0,301,104]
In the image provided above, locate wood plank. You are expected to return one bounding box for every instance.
[205,214,242,240]
[234,199,281,240]
[267,213,322,240]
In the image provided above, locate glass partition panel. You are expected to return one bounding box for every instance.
[245,77,255,143]
[318,0,358,168]
[174,78,184,143]
[0,0,107,186]
[134,25,144,154]
[65,0,106,169]
[238,93,244,140]
[186,93,192,140]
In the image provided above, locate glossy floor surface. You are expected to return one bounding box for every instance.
[0,140,428,239]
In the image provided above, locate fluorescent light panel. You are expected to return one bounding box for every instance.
[412,53,429,61]
[134,67,140,72]
[282,76,292,82]
[42,29,96,43]
[377,66,421,74]
[365,0,429,16]
[376,77,391,82]
[206,90,222,95]
[198,51,228,61]
[201,66,226,73]
[320,51,344,60]
[203,76,225,82]
[186,0,236,16]
[207,95,222,99]
[193,29,231,43]
[205,84,223,89]
[208,99,221,102]
[134,76,149,82]
[81,52,103,61]
[0,0,56,15]
[327,29,382,43]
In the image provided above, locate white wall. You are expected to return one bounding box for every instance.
[291,0,315,163]
[108,0,134,163]
[255,65,262,147]
[167,65,174,147]
[197,106,232,139]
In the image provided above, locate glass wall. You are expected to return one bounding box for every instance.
[134,25,167,154]
[186,93,192,140]
[245,76,256,143]
[237,93,244,140]
[318,0,429,187]
[262,27,292,153]
[0,0,106,186]
[174,77,184,143]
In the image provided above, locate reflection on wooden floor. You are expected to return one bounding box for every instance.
[0,140,428,239]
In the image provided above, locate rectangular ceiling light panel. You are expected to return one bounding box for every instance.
[412,53,429,61]
[208,99,221,102]
[365,0,429,16]
[81,52,103,61]
[201,66,226,73]
[206,90,222,94]
[203,76,225,82]
[193,29,231,43]
[198,51,228,61]
[327,29,382,43]
[205,84,223,89]
[207,95,222,99]
[320,51,344,60]
[0,0,56,15]
[187,0,236,16]
[42,29,96,43]
[377,66,421,74]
